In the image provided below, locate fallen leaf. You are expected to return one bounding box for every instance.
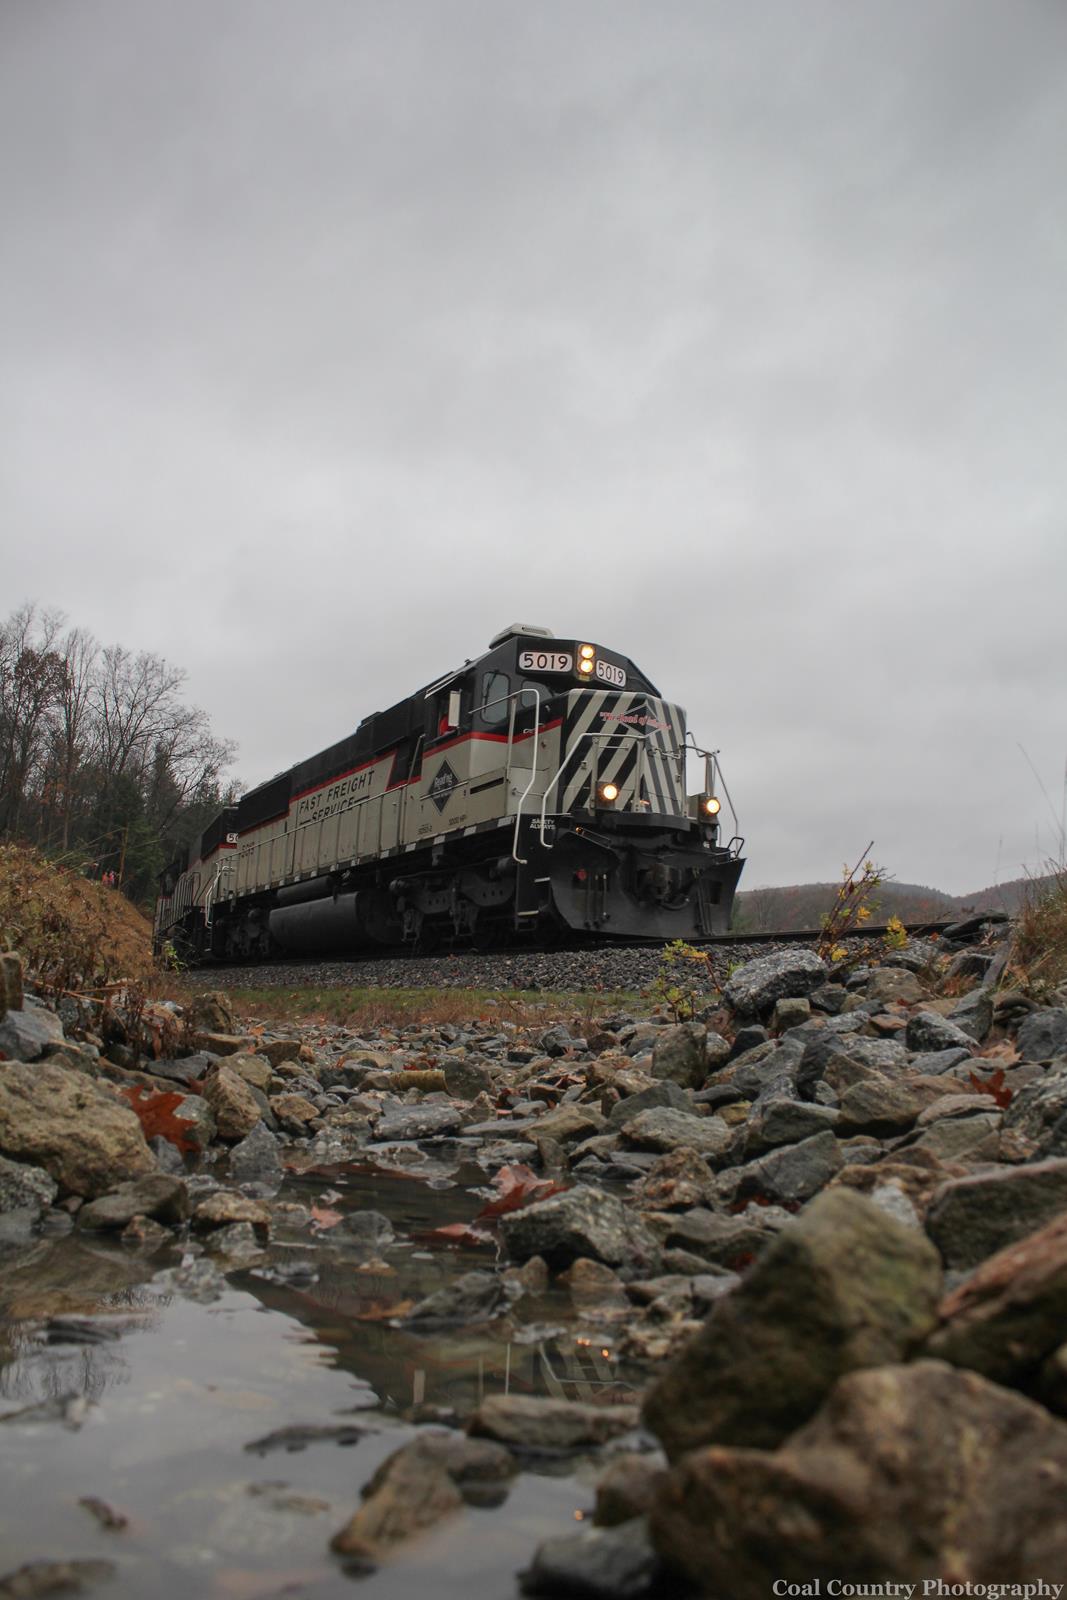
[356,1300,414,1322]
[476,1163,566,1221]
[118,1085,200,1155]
[309,1206,343,1232]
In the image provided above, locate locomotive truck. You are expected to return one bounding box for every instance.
[154,624,744,960]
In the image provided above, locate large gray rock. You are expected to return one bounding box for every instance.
[743,1098,839,1154]
[650,1361,1067,1597]
[620,1107,731,1160]
[948,988,994,1042]
[836,1079,922,1137]
[0,1061,155,1198]
[927,1211,1067,1385]
[722,1129,844,1208]
[469,1393,639,1451]
[374,1103,463,1141]
[0,1153,57,1215]
[0,996,67,1062]
[500,1187,644,1270]
[925,1160,1067,1271]
[723,950,828,1019]
[607,1081,690,1129]
[905,1010,976,1054]
[642,1188,942,1458]
[521,1517,660,1600]
[998,1061,1067,1162]
[645,1205,789,1270]
[406,1270,505,1327]
[228,1121,283,1186]
[649,1023,707,1089]
[200,1062,262,1140]
[78,1174,189,1231]
[1017,1008,1067,1062]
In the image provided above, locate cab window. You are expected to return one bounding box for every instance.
[481,671,511,727]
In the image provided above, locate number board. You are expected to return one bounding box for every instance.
[518,650,573,672]
[595,660,626,686]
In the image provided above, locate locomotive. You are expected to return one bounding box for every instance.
[154,625,744,960]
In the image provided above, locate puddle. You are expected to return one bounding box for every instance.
[0,1162,647,1597]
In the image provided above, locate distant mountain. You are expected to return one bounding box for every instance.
[733,874,1052,934]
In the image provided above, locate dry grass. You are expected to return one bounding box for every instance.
[0,843,155,992]
[1010,865,1067,999]
[162,981,647,1032]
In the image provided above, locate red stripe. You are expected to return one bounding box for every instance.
[239,718,564,835]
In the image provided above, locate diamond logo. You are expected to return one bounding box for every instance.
[428,761,458,813]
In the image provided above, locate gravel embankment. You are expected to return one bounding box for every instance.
[176,940,802,994]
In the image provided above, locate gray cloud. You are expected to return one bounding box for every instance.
[2,0,1064,894]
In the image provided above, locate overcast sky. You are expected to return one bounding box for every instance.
[2,0,1065,895]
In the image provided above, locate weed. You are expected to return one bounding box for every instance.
[644,939,717,1023]
[1009,864,1067,1000]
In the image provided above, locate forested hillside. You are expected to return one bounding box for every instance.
[734,874,1044,932]
[0,602,235,904]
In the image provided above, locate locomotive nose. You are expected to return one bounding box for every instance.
[634,859,686,905]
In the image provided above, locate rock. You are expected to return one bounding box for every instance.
[0,951,24,1013]
[200,1062,262,1140]
[911,1111,1001,1164]
[1017,1007,1067,1062]
[204,1220,263,1261]
[78,1174,188,1230]
[186,990,237,1033]
[0,997,67,1063]
[998,1061,1067,1161]
[948,988,994,1042]
[168,1094,216,1153]
[808,982,848,1013]
[649,1023,707,1089]
[724,949,828,1019]
[0,1560,118,1597]
[927,1212,1067,1384]
[724,1129,843,1208]
[332,1432,516,1560]
[836,1079,922,1137]
[620,1108,731,1160]
[743,1098,839,1154]
[269,1092,320,1134]
[227,1052,274,1093]
[0,1061,155,1198]
[864,967,927,1004]
[406,1270,505,1327]
[908,1047,974,1076]
[905,1010,976,1054]
[469,1394,639,1451]
[594,1453,667,1528]
[642,1188,942,1458]
[607,1082,690,1129]
[374,1104,463,1141]
[649,1360,1067,1597]
[540,1024,577,1057]
[770,996,811,1032]
[192,1191,271,1235]
[533,1105,606,1145]
[335,1209,395,1250]
[727,1023,769,1058]
[253,1037,307,1068]
[925,1159,1067,1271]
[442,1058,494,1099]
[560,1257,629,1311]
[520,1517,661,1600]
[704,1031,731,1070]
[635,1148,717,1210]
[500,1187,648,1271]
[645,1206,789,1270]
[0,1154,57,1216]
[228,1122,284,1186]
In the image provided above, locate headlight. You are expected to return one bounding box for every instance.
[598,782,619,804]
[703,795,721,816]
[578,658,594,674]
[578,644,595,660]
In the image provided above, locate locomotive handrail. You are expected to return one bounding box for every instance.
[537,729,623,847]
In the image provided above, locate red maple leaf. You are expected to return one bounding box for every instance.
[118,1085,200,1155]
[475,1163,565,1221]
[968,1068,1014,1109]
